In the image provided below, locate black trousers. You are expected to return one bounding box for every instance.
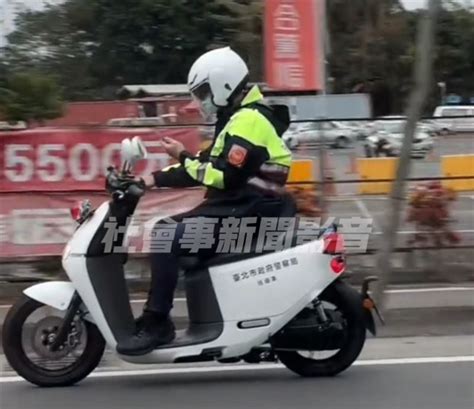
[146,194,296,316]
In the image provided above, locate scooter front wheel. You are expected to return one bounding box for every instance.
[2,295,105,387]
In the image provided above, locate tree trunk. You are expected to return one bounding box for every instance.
[373,0,441,311]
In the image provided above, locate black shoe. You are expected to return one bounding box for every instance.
[134,311,167,332]
[117,316,176,356]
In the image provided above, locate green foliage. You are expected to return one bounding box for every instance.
[210,0,264,81]
[1,0,473,113]
[328,0,415,114]
[0,72,63,123]
[3,0,225,100]
[433,4,474,99]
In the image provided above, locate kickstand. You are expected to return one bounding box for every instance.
[361,276,385,325]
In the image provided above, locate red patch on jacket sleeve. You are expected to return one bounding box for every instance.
[227,144,248,167]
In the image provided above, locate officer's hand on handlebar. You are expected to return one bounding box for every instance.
[141,175,155,188]
[105,167,146,198]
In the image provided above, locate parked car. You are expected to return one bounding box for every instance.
[433,105,474,134]
[364,119,434,158]
[420,119,444,136]
[0,121,27,131]
[283,121,357,149]
[107,114,178,127]
[343,121,375,140]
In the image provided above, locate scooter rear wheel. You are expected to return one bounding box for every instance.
[2,295,105,387]
[277,280,366,377]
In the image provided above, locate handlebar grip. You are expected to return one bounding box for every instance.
[112,190,125,200]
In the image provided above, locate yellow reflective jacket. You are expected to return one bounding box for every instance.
[153,86,292,198]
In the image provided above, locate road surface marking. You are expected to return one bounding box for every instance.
[1,356,473,383]
[354,198,380,231]
[385,287,474,294]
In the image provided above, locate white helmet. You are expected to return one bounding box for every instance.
[187,47,249,117]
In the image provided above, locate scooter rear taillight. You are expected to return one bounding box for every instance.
[323,232,345,254]
[70,200,92,223]
[330,256,346,274]
[323,232,346,274]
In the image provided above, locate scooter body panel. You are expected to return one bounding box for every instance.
[64,202,110,256]
[62,203,125,348]
[121,241,340,364]
[60,198,342,364]
[63,255,118,347]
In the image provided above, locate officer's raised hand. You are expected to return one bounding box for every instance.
[161,137,185,160]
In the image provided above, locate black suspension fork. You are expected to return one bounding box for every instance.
[50,292,83,351]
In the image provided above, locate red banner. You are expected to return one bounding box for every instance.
[265,0,324,91]
[0,190,205,258]
[0,127,200,192]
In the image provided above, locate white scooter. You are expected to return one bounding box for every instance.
[2,137,380,387]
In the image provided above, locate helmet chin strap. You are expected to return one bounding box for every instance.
[225,74,250,109]
[218,88,247,117]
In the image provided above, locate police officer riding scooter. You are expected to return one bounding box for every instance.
[117,47,296,355]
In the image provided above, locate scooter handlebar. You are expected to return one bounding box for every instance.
[106,167,145,201]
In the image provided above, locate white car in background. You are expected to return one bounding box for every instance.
[0,121,27,131]
[433,105,474,134]
[345,121,375,140]
[283,121,357,149]
[107,114,178,127]
[364,119,434,158]
[420,119,445,136]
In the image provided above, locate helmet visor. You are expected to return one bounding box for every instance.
[190,82,217,118]
[190,81,212,102]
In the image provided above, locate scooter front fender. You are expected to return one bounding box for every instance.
[23,281,75,311]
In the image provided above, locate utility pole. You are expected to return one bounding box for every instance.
[316,0,328,217]
[373,0,441,311]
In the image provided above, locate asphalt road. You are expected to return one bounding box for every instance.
[1,336,473,409]
[1,360,473,409]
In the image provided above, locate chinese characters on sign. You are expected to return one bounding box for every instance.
[265,0,323,90]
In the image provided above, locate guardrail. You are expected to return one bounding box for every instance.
[286,175,474,185]
[2,114,472,130]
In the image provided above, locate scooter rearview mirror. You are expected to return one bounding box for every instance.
[120,137,148,172]
[120,138,133,173]
[131,136,148,161]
